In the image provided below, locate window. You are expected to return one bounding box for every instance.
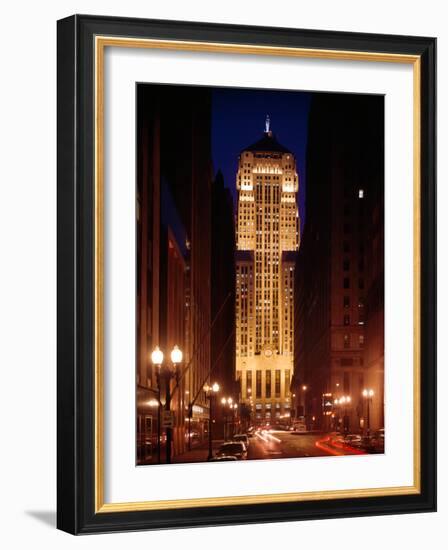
[344,314,350,326]
[359,335,365,348]
[275,370,281,397]
[344,296,350,309]
[285,369,291,393]
[265,370,271,399]
[358,300,365,324]
[343,259,350,271]
[246,371,252,398]
[343,277,350,289]
[256,370,262,398]
[343,372,350,392]
[359,278,364,289]
[343,241,350,253]
[343,334,350,349]
[358,189,364,198]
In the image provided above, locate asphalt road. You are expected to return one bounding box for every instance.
[247,430,334,460]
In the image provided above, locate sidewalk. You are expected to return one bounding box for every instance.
[173,440,224,463]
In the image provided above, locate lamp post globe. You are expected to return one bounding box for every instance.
[170,344,183,365]
[362,388,375,437]
[150,345,164,464]
[206,382,221,460]
[151,346,164,366]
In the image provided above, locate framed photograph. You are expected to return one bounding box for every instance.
[57,14,436,534]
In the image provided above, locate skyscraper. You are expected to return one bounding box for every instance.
[235,117,300,425]
[292,93,384,432]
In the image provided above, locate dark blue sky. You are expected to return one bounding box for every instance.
[211,87,312,231]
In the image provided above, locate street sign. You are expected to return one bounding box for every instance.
[162,411,174,428]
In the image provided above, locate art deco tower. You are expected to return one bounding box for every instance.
[235,117,300,425]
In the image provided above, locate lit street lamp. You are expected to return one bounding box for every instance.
[339,395,352,436]
[221,396,230,440]
[204,382,220,460]
[301,384,308,427]
[362,388,375,437]
[221,396,237,440]
[232,402,238,435]
[151,344,183,464]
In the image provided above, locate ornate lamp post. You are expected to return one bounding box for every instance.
[362,388,375,437]
[204,382,220,460]
[339,395,352,436]
[232,402,238,434]
[150,346,163,463]
[221,397,228,440]
[151,344,183,464]
[301,385,308,427]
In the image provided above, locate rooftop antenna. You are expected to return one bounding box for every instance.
[265,114,270,133]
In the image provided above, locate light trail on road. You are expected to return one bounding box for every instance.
[255,431,269,443]
[315,435,366,456]
[254,431,282,444]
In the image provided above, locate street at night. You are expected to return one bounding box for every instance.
[136,85,385,467]
[171,428,371,464]
[246,430,365,459]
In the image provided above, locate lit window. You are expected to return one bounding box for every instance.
[358,189,364,198]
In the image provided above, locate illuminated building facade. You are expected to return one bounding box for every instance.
[235,117,299,425]
[292,93,384,433]
[136,84,213,463]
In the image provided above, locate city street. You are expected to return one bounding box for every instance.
[246,430,366,460]
[136,89,385,469]
[172,430,367,464]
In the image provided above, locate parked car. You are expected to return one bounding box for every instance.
[215,441,248,460]
[342,434,363,448]
[232,434,250,448]
[369,429,385,453]
[208,455,238,462]
[360,429,384,453]
[292,422,307,433]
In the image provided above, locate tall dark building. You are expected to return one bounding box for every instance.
[292,93,384,433]
[211,170,236,437]
[136,84,214,463]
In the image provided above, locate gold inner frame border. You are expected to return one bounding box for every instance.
[94,35,421,513]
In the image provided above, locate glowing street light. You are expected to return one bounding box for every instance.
[151,345,163,366]
[338,395,352,435]
[170,344,183,365]
[204,382,220,460]
[150,345,183,464]
[362,388,375,436]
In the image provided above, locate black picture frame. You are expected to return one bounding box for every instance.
[57,14,436,534]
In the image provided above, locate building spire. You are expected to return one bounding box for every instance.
[265,114,270,133]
